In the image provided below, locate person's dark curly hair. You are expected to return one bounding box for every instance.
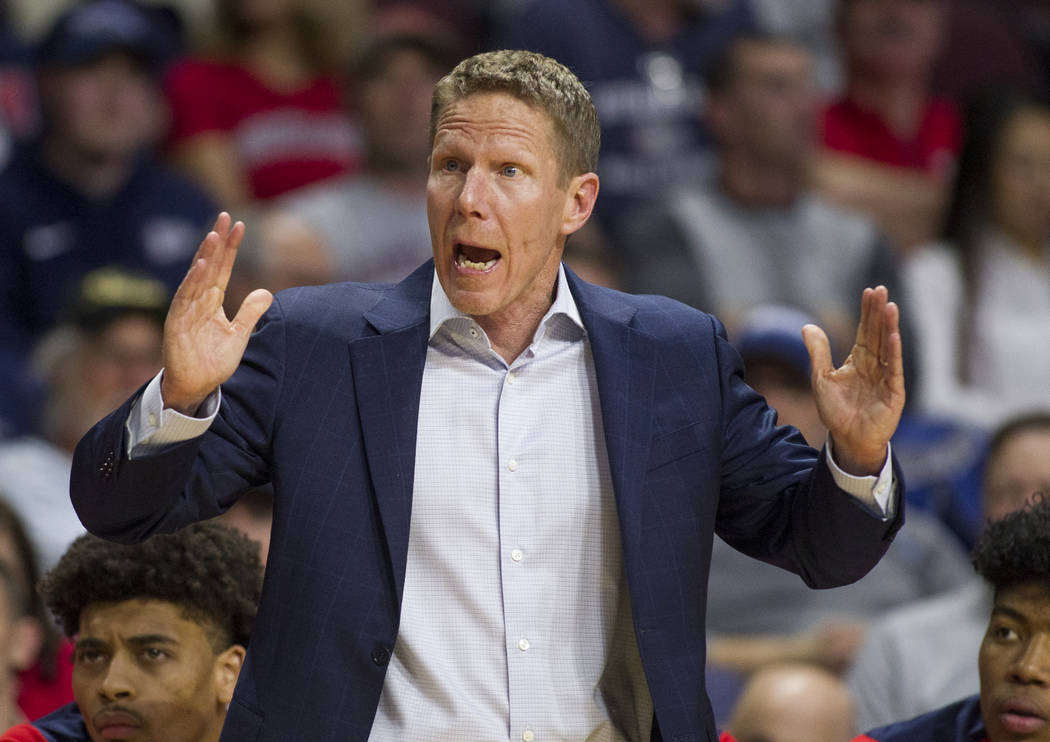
[973,493,1050,593]
[39,523,262,651]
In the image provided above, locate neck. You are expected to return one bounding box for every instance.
[0,683,25,731]
[42,137,134,199]
[720,150,806,207]
[847,74,928,139]
[999,225,1048,263]
[474,261,562,365]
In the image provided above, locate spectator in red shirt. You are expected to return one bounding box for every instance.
[814,0,961,254]
[164,0,362,207]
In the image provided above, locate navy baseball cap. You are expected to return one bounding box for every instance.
[734,304,816,379]
[36,0,166,71]
[63,267,170,333]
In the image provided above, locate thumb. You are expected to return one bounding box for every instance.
[801,323,833,381]
[231,288,274,337]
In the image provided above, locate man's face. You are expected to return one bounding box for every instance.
[43,52,161,162]
[840,0,945,79]
[979,581,1050,741]
[72,599,243,742]
[360,47,445,173]
[427,92,597,327]
[991,109,1050,249]
[82,315,164,412]
[983,429,1050,523]
[716,42,817,167]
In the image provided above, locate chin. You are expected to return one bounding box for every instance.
[448,292,500,318]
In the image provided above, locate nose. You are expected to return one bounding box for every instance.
[98,655,136,701]
[456,166,489,219]
[1010,634,1050,687]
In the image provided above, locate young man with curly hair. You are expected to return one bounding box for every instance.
[1,522,261,742]
[856,496,1050,742]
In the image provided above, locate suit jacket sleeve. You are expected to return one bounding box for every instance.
[706,309,903,588]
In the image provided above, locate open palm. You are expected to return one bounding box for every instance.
[802,286,905,476]
[160,213,273,414]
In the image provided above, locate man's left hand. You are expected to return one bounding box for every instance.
[802,285,905,476]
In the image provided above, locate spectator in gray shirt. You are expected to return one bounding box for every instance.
[620,34,899,360]
[279,31,459,284]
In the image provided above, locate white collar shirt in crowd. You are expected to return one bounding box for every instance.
[366,266,654,742]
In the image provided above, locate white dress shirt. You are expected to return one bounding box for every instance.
[128,267,895,741]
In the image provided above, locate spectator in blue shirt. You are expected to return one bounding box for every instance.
[0,0,214,437]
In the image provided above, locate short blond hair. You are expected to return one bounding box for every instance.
[430,49,600,184]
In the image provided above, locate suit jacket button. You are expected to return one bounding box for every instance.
[98,451,116,480]
[371,645,390,666]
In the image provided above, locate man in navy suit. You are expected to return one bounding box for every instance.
[70,50,906,742]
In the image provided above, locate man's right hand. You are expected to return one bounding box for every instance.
[160,212,273,415]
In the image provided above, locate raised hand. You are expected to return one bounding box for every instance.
[160,212,273,414]
[802,286,905,476]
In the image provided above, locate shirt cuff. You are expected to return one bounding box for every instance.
[126,371,220,458]
[825,438,896,519]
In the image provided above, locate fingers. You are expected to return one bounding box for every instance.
[856,285,901,366]
[802,323,833,381]
[174,212,244,305]
[215,219,246,295]
[882,302,906,395]
[230,288,274,337]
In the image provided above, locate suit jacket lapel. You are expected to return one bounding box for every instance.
[567,269,656,558]
[348,263,432,603]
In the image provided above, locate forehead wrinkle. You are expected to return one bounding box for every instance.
[434,101,554,155]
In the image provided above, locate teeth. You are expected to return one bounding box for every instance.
[457,254,498,270]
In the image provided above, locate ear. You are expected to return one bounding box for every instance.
[560,172,600,238]
[213,644,246,705]
[9,617,42,672]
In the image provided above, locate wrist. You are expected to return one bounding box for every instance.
[829,434,887,477]
[159,372,208,416]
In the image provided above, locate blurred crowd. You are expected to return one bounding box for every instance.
[0,0,1049,739]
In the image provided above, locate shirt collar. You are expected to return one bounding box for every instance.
[428,264,585,341]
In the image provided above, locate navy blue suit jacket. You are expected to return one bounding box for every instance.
[858,696,986,741]
[71,262,904,742]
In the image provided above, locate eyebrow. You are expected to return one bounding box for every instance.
[991,604,1028,623]
[74,634,180,651]
[73,637,109,653]
[125,634,179,647]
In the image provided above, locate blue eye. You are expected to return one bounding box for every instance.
[501,165,520,177]
[442,159,461,172]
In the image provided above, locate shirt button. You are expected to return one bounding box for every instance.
[508,459,518,472]
[469,327,479,338]
[523,730,535,742]
[507,372,516,385]
[511,548,523,562]
[518,638,530,651]
[148,413,157,426]
[876,482,887,495]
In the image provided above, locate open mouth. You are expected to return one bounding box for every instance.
[455,243,500,272]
